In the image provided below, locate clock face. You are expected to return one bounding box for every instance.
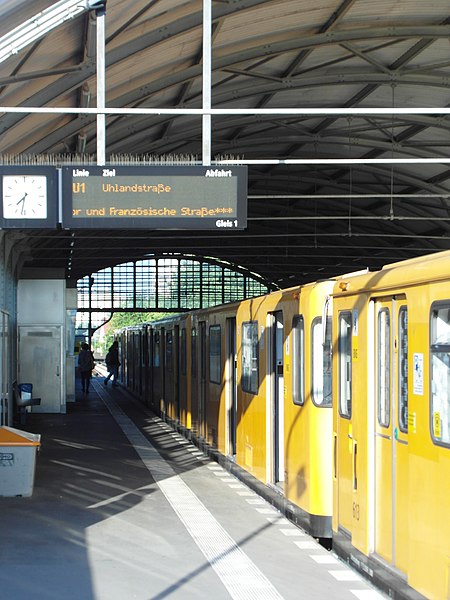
[2,175,47,219]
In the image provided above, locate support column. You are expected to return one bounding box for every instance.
[96,5,106,166]
[202,0,212,166]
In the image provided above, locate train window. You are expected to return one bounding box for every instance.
[143,331,148,368]
[292,315,305,405]
[191,327,197,377]
[200,322,207,380]
[181,328,187,376]
[166,331,173,372]
[147,330,153,367]
[133,331,142,365]
[377,308,390,428]
[311,316,332,407]
[338,312,352,418]
[154,332,160,367]
[398,307,408,433]
[209,325,221,384]
[430,304,450,447]
[242,321,259,394]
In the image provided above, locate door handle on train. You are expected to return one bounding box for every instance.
[353,441,358,490]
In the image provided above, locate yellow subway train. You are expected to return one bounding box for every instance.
[118,250,450,600]
[331,251,450,600]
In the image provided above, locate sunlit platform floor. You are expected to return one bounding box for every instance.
[0,376,387,600]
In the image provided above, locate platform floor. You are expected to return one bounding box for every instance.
[0,376,387,600]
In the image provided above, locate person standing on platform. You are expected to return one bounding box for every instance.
[78,342,95,394]
[104,340,120,387]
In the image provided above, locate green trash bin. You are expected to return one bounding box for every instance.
[0,426,41,497]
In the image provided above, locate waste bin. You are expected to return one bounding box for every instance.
[0,426,41,497]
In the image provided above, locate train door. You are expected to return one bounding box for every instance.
[135,331,141,394]
[138,330,144,398]
[0,310,10,426]
[160,327,166,415]
[180,326,187,426]
[148,328,154,407]
[174,325,180,421]
[140,330,145,401]
[226,317,237,458]
[143,327,151,406]
[128,332,133,390]
[336,310,354,533]
[199,321,207,438]
[268,311,284,486]
[373,296,409,571]
[153,330,161,411]
[127,331,133,389]
[190,326,198,433]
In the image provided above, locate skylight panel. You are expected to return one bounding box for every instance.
[0,0,90,64]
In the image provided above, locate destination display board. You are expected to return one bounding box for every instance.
[61,165,247,229]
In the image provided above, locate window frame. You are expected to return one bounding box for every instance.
[398,306,408,433]
[311,315,332,408]
[377,307,391,428]
[338,311,352,419]
[292,315,305,406]
[209,324,222,384]
[153,331,160,367]
[241,320,259,394]
[429,301,450,448]
[180,327,187,376]
[166,330,173,372]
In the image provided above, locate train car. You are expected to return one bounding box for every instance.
[116,327,133,393]
[147,303,241,449]
[123,325,144,396]
[284,279,335,536]
[118,250,450,599]
[234,280,335,537]
[189,302,239,450]
[151,313,191,426]
[331,251,450,600]
[121,279,336,539]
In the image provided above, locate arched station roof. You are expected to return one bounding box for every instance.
[1,0,450,287]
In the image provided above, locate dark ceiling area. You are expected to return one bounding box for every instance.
[1,0,450,287]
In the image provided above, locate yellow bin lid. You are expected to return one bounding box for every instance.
[0,426,41,446]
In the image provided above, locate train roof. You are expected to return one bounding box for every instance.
[333,249,450,296]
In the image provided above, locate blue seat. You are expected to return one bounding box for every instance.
[13,382,41,425]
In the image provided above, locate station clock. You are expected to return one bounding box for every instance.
[2,175,48,219]
[0,167,58,228]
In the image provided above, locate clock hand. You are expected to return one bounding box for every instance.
[16,192,28,215]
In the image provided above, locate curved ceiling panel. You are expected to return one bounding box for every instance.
[0,0,449,287]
